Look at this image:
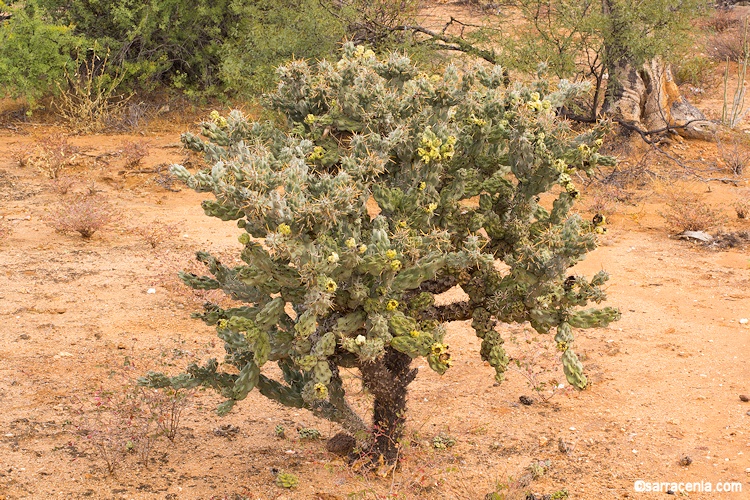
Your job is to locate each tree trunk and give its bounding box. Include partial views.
[600,0,714,140]
[603,57,716,140]
[359,348,417,463]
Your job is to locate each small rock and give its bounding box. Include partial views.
[679,455,693,466]
[519,395,533,406]
[538,436,549,447]
[740,395,749,402]
[740,318,748,325]
[326,432,356,457]
[19,334,30,340]
[147,288,156,294]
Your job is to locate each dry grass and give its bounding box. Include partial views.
[659,190,725,234]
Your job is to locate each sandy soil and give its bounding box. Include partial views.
[1,12,750,500]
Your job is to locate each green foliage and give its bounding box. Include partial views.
[0,0,82,107]
[144,45,619,460]
[34,0,346,95]
[496,0,710,116]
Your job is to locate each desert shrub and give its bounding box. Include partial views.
[75,372,193,473]
[733,197,750,219]
[120,140,150,170]
[142,45,620,464]
[49,175,77,195]
[35,0,347,96]
[218,0,346,94]
[0,0,82,108]
[674,55,715,87]
[718,136,750,175]
[702,7,741,33]
[53,47,130,133]
[660,193,724,233]
[710,24,750,61]
[131,220,179,249]
[20,134,80,179]
[47,193,114,238]
[77,384,156,473]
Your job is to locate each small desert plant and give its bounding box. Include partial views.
[507,326,572,403]
[140,386,194,442]
[20,134,80,179]
[674,55,715,87]
[49,175,77,195]
[120,140,150,169]
[77,384,156,473]
[54,47,130,133]
[660,193,724,233]
[274,471,299,489]
[47,193,115,238]
[718,137,750,175]
[703,8,740,33]
[132,220,179,249]
[733,198,750,219]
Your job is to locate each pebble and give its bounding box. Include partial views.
[740,318,748,325]
[147,288,156,294]
[538,436,549,446]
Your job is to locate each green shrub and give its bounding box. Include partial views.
[142,45,620,464]
[0,0,82,108]
[36,0,346,96]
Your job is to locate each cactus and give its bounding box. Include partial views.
[275,472,299,489]
[298,427,321,440]
[142,44,620,465]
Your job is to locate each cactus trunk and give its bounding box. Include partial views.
[360,348,416,463]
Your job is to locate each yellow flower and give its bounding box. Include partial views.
[359,244,368,254]
[345,238,357,248]
[390,260,402,271]
[385,249,397,260]
[409,330,420,338]
[327,253,339,264]
[278,224,291,236]
[313,383,329,399]
[324,279,337,293]
[386,299,399,311]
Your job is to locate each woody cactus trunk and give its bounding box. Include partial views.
[141,44,620,464]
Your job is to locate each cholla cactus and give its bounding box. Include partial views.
[141,43,619,464]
